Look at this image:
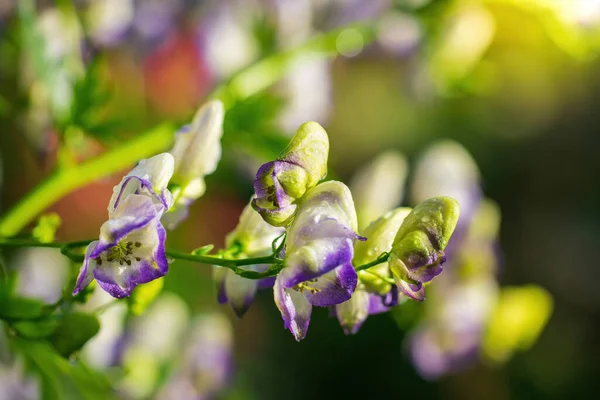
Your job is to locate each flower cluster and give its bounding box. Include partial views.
[72,104,462,342]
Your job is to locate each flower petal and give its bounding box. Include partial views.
[303,262,358,307]
[212,266,228,304]
[94,194,158,257]
[280,235,354,289]
[73,241,99,295]
[274,276,312,341]
[224,270,259,318]
[93,220,167,298]
[335,286,370,335]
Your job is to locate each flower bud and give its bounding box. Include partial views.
[170,100,224,187]
[252,121,329,226]
[163,100,224,229]
[389,196,460,301]
[354,208,411,295]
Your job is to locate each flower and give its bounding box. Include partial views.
[273,181,363,341]
[335,207,411,334]
[73,153,174,298]
[155,313,233,400]
[252,121,329,227]
[163,100,225,229]
[213,201,284,317]
[388,196,460,301]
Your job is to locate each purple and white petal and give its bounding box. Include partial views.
[335,286,370,335]
[274,275,312,341]
[94,194,158,257]
[212,266,228,304]
[73,241,100,295]
[223,269,259,318]
[303,263,358,307]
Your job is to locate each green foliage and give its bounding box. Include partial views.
[222,93,289,161]
[0,292,47,320]
[12,337,115,400]
[129,277,164,315]
[12,316,60,339]
[49,312,100,358]
[32,213,62,243]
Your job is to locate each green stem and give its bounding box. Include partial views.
[0,123,176,237]
[0,23,374,237]
[0,237,284,279]
[354,252,390,272]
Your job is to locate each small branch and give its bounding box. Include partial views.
[354,252,390,272]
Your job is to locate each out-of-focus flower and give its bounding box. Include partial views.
[482,285,553,364]
[214,201,285,317]
[410,276,499,379]
[79,289,128,370]
[163,100,225,229]
[273,181,362,341]
[350,151,408,230]
[155,313,233,400]
[13,248,69,305]
[336,207,411,334]
[73,153,174,298]
[119,293,190,399]
[0,356,39,400]
[86,0,134,47]
[199,1,260,80]
[277,58,333,133]
[411,140,481,232]
[388,197,460,301]
[408,199,503,379]
[253,121,329,227]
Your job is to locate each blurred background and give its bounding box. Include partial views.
[1,0,600,399]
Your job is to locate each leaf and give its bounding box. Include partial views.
[192,244,214,255]
[128,277,164,315]
[12,337,115,400]
[12,316,60,339]
[0,293,46,320]
[50,312,100,357]
[32,213,62,243]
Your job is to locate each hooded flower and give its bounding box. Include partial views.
[213,201,284,317]
[252,121,329,227]
[389,196,460,301]
[73,153,174,298]
[273,181,363,341]
[336,207,411,334]
[163,100,225,229]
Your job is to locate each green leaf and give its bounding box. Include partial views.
[32,213,62,243]
[50,312,100,357]
[192,244,215,255]
[0,293,46,320]
[12,337,115,400]
[128,277,164,315]
[12,316,60,339]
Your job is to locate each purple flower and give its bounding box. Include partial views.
[73,153,174,298]
[252,121,329,227]
[409,276,498,379]
[273,181,363,341]
[155,314,233,400]
[213,201,284,317]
